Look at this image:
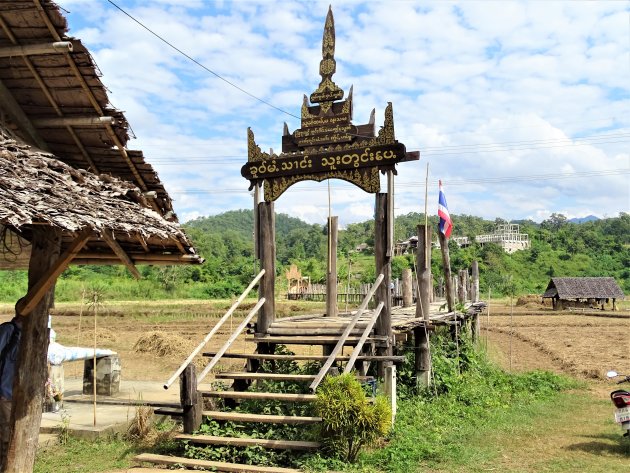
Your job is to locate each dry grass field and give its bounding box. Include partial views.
[482,300,630,381]
[1,297,627,386]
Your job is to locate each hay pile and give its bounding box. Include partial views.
[516,294,543,307]
[133,331,203,367]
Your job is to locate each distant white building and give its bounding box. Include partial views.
[451,224,530,253]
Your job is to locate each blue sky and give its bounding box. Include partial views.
[57,0,629,226]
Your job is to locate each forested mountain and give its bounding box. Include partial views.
[0,211,627,302]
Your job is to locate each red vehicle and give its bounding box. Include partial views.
[607,370,630,438]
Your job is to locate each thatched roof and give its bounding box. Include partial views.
[0,126,202,269]
[0,1,173,217]
[0,1,204,270]
[542,277,625,300]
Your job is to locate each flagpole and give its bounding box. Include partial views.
[424,163,429,269]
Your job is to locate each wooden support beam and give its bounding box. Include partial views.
[32,116,114,127]
[65,126,99,173]
[16,227,92,316]
[6,226,61,473]
[257,201,275,335]
[438,231,454,312]
[402,268,413,307]
[471,260,480,303]
[137,234,149,252]
[416,225,432,321]
[180,365,203,434]
[374,193,393,373]
[325,216,338,318]
[0,79,49,151]
[0,41,72,57]
[100,229,141,279]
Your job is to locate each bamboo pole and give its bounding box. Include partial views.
[164,269,265,389]
[310,274,384,392]
[197,298,265,385]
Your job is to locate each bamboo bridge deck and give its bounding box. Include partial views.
[261,301,486,337]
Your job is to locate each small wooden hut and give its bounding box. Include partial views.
[542,277,625,311]
[0,2,202,471]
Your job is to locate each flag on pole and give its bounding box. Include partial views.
[438,179,453,238]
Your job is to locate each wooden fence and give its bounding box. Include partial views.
[286,278,419,305]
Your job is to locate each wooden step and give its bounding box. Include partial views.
[246,335,387,345]
[203,410,321,424]
[134,453,300,472]
[175,434,321,451]
[215,372,316,382]
[153,407,182,417]
[204,352,405,362]
[201,390,317,402]
[215,372,373,382]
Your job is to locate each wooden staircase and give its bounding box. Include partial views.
[134,273,395,472]
[136,335,392,472]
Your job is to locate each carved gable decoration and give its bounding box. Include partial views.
[241,7,419,201]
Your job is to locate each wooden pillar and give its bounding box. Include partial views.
[414,327,430,388]
[6,227,61,473]
[415,225,432,388]
[326,216,338,318]
[257,201,275,335]
[452,276,459,305]
[375,193,392,372]
[438,231,454,312]
[416,225,432,321]
[402,268,413,307]
[471,260,479,302]
[457,269,466,304]
[383,365,396,424]
[180,364,203,434]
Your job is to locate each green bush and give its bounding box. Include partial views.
[315,373,391,462]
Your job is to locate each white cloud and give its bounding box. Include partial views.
[55,0,630,226]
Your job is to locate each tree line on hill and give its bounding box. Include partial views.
[0,210,627,302]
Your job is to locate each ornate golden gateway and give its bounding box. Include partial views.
[241,7,419,202]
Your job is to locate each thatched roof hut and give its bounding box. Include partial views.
[542,277,625,311]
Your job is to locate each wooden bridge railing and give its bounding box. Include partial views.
[309,273,384,392]
[163,269,266,390]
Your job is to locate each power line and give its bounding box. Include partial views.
[105,0,300,120]
[169,168,629,194]
[144,132,629,165]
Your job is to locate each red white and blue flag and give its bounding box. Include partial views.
[438,180,453,238]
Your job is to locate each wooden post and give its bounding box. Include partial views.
[416,225,432,321]
[257,202,275,335]
[415,225,432,388]
[180,364,203,434]
[402,268,413,307]
[326,216,338,318]
[471,260,479,302]
[6,227,61,473]
[414,327,431,388]
[384,365,396,424]
[438,231,454,312]
[457,270,466,304]
[375,193,392,374]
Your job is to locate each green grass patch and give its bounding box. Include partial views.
[34,436,135,473]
